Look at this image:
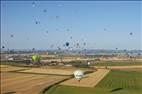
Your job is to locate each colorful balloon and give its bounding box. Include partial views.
[32,55,41,63]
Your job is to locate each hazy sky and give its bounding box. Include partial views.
[1,1,142,50]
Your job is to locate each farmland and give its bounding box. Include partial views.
[1,60,142,94]
[61,69,110,87]
[18,68,75,76]
[93,60,142,66]
[1,72,69,94]
[0,65,29,72]
[0,65,71,94]
[44,70,142,94]
[0,64,93,94]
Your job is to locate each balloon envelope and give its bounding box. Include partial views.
[130,32,133,35]
[10,35,14,37]
[2,46,5,49]
[74,70,84,81]
[32,55,41,63]
[65,42,70,47]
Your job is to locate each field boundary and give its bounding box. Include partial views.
[60,69,110,87]
[40,77,73,94]
[9,71,73,77]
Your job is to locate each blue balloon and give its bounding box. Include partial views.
[130,32,133,35]
[65,42,69,47]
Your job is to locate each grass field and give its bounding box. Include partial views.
[93,60,142,66]
[44,70,142,94]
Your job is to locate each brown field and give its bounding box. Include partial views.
[0,65,95,94]
[0,65,28,72]
[1,72,68,94]
[60,69,110,87]
[18,66,93,76]
[1,63,141,94]
[18,68,75,76]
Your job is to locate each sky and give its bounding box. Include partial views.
[1,1,142,50]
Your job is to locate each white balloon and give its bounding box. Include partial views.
[88,62,90,65]
[74,70,84,81]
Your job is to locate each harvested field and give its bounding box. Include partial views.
[1,72,68,94]
[60,69,110,87]
[0,65,28,72]
[18,66,93,76]
[18,68,75,76]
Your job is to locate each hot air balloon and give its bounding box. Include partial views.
[74,70,84,82]
[104,28,107,31]
[32,55,41,64]
[70,36,72,39]
[10,34,14,38]
[83,42,86,46]
[2,46,5,49]
[76,43,80,48]
[55,16,59,19]
[66,29,70,31]
[43,9,47,13]
[50,45,54,48]
[35,21,40,24]
[32,1,35,8]
[65,42,70,47]
[130,32,133,35]
[32,48,35,52]
[87,62,91,66]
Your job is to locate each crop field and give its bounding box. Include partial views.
[0,65,29,72]
[1,60,142,94]
[1,72,68,94]
[44,70,142,94]
[61,69,110,87]
[93,60,142,66]
[18,67,77,76]
[18,66,94,76]
[94,65,142,70]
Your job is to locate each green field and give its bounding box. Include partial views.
[93,61,142,66]
[44,70,142,94]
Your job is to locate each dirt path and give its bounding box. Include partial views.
[60,69,110,87]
